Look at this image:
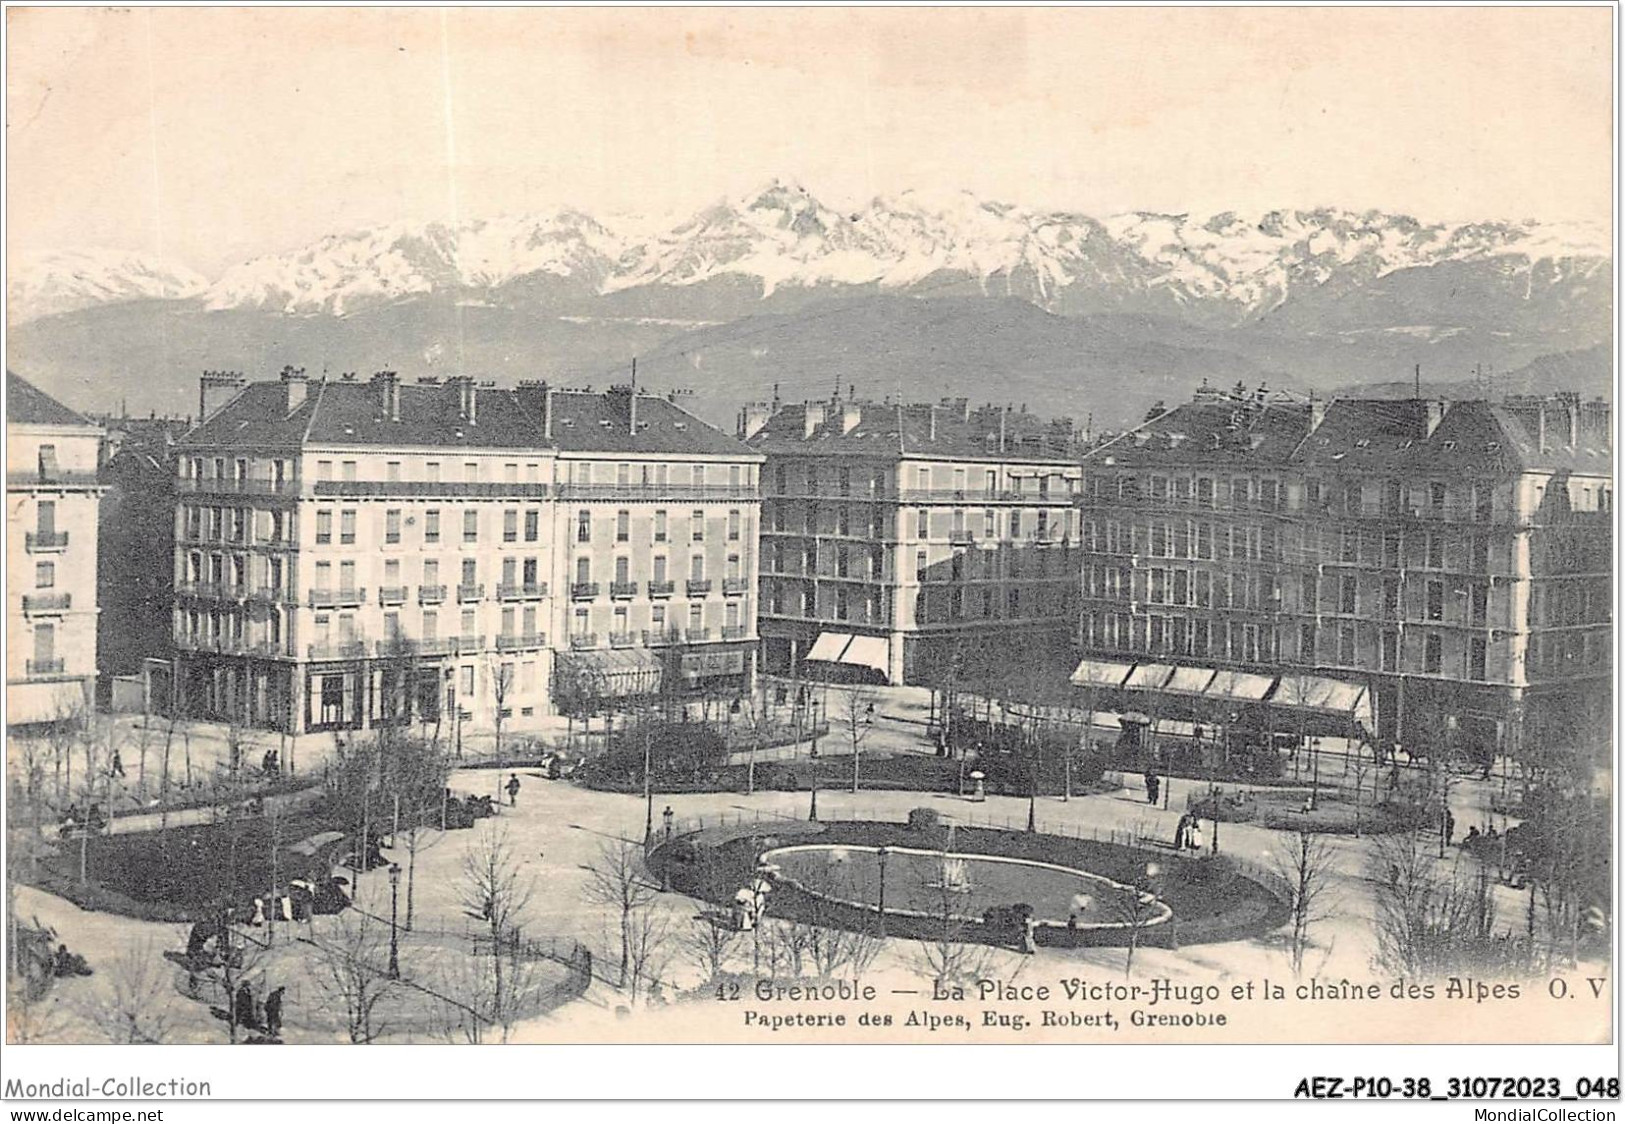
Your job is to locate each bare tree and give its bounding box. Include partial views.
[1271,828,1339,976]
[834,682,879,794]
[312,909,399,1044]
[489,658,516,763]
[83,940,174,1044]
[458,823,534,1028]
[1109,863,1166,978]
[624,904,674,1005]
[582,839,661,989]
[906,851,999,990]
[683,914,741,982]
[1368,825,1523,978]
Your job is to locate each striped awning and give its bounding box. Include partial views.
[1164,665,1217,695]
[1069,658,1134,688]
[806,632,890,681]
[1204,669,1276,702]
[1125,663,1176,690]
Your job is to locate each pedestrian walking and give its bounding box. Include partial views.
[662,805,674,840]
[264,986,285,1038]
[1146,773,1161,806]
[234,982,257,1032]
[109,749,125,779]
[1442,808,1455,846]
[505,773,521,807]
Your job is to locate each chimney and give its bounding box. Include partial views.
[1424,400,1446,438]
[1308,395,1327,433]
[1580,397,1611,445]
[802,401,826,439]
[449,376,477,423]
[998,406,1008,454]
[371,370,401,422]
[928,406,937,442]
[199,369,248,421]
[1556,391,1581,448]
[840,401,862,435]
[738,402,772,441]
[607,384,636,433]
[629,359,639,435]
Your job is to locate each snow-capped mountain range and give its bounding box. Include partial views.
[10,182,1609,324]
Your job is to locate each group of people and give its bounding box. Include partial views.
[443,789,497,829]
[232,981,286,1042]
[58,802,108,835]
[1172,810,1206,851]
[260,748,282,778]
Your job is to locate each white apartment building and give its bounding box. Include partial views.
[7,372,106,726]
[169,369,761,735]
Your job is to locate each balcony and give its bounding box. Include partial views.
[24,531,68,553]
[250,587,294,605]
[456,583,485,603]
[496,632,548,651]
[416,638,460,656]
[418,584,447,605]
[643,627,684,646]
[307,640,368,661]
[25,658,65,676]
[949,531,976,546]
[686,579,712,596]
[22,592,72,615]
[373,586,408,606]
[10,472,100,491]
[721,625,749,641]
[177,476,299,496]
[569,633,599,650]
[609,631,638,648]
[722,578,749,597]
[497,582,548,602]
[610,581,639,600]
[556,482,758,502]
[455,634,485,652]
[570,582,600,601]
[309,587,366,609]
[647,580,676,598]
[313,480,548,499]
[685,627,711,643]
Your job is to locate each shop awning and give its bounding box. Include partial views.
[1164,665,1217,695]
[1270,674,1374,731]
[806,632,890,680]
[1154,718,1201,739]
[1125,663,1175,690]
[806,632,852,663]
[1204,669,1276,702]
[557,649,664,698]
[1069,658,1134,688]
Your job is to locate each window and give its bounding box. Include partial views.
[1380,629,1398,671]
[340,509,357,545]
[317,460,333,482]
[653,555,667,583]
[386,461,401,482]
[460,608,476,637]
[615,557,630,584]
[340,560,356,592]
[524,509,539,542]
[463,510,478,543]
[916,550,928,581]
[426,461,441,483]
[575,556,592,586]
[424,509,441,544]
[1338,626,1356,665]
[689,604,704,632]
[1009,511,1022,538]
[1424,633,1442,674]
[577,510,592,543]
[341,460,357,482]
[505,463,518,484]
[1426,580,1444,622]
[385,509,401,544]
[728,509,741,540]
[461,559,477,588]
[1340,574,1357,614]
[573,608,589,637]
[35,561,54,589]
[1430,481,1447,512]
[423,559,439,586]
[315,509,333,545]
[1469,637,1487,680]
[464,462,479,483]
[616,510,630,542]
[691,510,705,541]
[1425,534,1442,569]
[917,510,929,538]
[690,555,705,582]
[503,509,518,543]
[1300,622,1317,662]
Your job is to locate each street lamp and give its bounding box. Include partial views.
[876,845,890,937]
[387,862,402,979]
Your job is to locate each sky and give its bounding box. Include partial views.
[5,7,1614,276]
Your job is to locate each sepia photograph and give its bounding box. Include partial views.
[1,3,1616,1105]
